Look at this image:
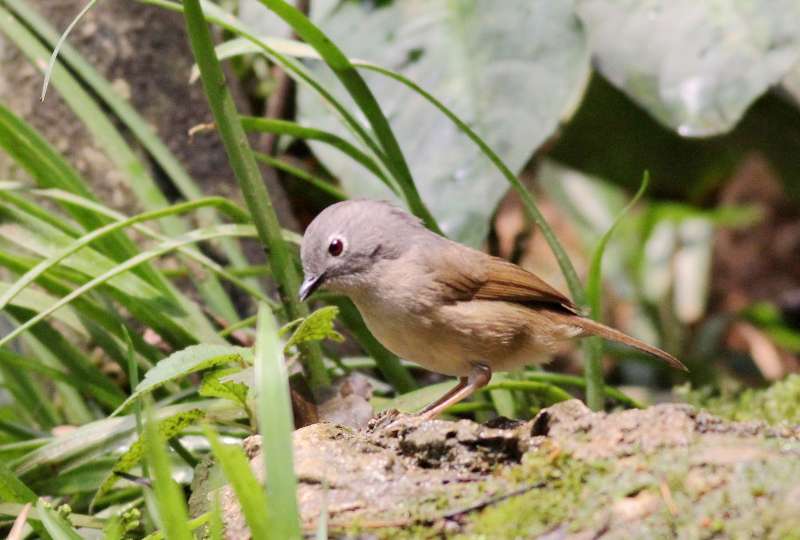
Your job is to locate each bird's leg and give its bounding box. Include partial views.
[417,377,468,415]
[418,364,491,420]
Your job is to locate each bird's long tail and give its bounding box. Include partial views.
[570,316,688,371]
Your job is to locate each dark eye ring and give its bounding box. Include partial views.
[328,238,344,257]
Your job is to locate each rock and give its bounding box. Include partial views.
[203,400,800,539]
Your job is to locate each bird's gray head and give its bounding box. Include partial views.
[298,200,426,300]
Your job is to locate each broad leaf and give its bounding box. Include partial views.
[576,0,800,136]
[280,0,590,245]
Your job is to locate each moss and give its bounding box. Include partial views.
[370,436,800,540]
[679,374,800,425]
[456,445,609,539]
[332,402,800,539]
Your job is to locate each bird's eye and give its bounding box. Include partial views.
[328,238,344,257]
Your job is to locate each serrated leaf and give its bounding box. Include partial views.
[91,409,205,509]
[284,306,343,352]
[113,345,252,415]
[199,368,250,408]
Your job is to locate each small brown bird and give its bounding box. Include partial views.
[299,200,686,419]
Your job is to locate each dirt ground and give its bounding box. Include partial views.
[190,399,800,539]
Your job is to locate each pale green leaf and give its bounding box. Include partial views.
[199,368,250,407]
[91,409,205,509]
[113,345,252,415]
[284,306,343,352]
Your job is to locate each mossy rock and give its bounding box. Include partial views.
[202,400,800,539]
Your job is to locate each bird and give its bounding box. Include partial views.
[299,199,686,419]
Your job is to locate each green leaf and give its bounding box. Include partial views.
[258,0,442,234]
[192,36,319,82]
[143,406,193,540]
[113,345,252,415]
[254,152,347,200]
[182,0,329,389]
[205,427,272,539]
[583,172,649,410]
[286,0,589,245]
[284,306,344,352]
[376,381,456,414]
[587,173,650,321]
[255,303,301,539]
[0,282,85,337]
[92,409,205,510]
[142,513,211,540]
[0,221,257,350]
[0,463,36,503]
[199,369,250,408]
[14,402,220,478]
[575,0,800,136]
[241,117,386,183]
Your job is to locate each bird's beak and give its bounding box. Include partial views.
[298,273,324,301]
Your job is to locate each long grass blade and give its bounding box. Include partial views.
[255,303,301,539]
[0,225,255,349]
[182,0,329,389]
[256,0,441,233]
[205,427,272,538]
[241,116,389,185]
[40,0,99,101]
[254,153,346,200]
[0,193,250,313]
[143,405,193,540]
[0,6,239,322]
[0,203,221,346]
[583,172,650,410]
[6,0,256,293]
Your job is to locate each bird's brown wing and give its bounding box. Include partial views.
[473,257,580,314]
[429,245,579,315]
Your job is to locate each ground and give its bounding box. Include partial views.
[191,398,800,539]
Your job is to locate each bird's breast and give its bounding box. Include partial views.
[351,293,477,377]
[351,293,584,378]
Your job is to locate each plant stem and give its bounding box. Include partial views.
[182,0,329,390]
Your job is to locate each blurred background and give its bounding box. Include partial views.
[0,0,800,535]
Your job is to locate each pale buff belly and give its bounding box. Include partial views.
[352,297,582,377]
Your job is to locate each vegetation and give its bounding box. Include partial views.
[0,0,798,537]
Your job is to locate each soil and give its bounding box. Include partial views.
[193,400,800,539]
